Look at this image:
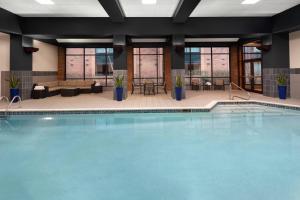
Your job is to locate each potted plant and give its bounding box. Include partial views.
[175,75,183,101]
[276,73,287,100]
[114,75,124,101]
[6,74,20,102]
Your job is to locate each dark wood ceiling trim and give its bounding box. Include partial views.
[0,7,22,34]
[20,17,272,38]
[272,4,300,33]
[173,0,201,23]
[98,0,125,22]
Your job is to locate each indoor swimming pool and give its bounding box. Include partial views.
[0,105,300,200]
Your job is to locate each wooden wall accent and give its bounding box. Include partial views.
[230,44,239,88]
[57,47,66,80]
[127,46,133,91]
[238,45,244,88]
[164,47,172,90]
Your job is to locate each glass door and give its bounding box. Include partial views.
[244,62,252,91]
[253,61,262,93]
[243,61,262,93]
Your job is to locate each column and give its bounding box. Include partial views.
[262,33,290,97]
[171,35,186,99]
[10,34,33,100]
[113,35,127,100]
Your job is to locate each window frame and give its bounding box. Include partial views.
[184,46,231,87]
[65,47,114,87]
[133,47,165,93]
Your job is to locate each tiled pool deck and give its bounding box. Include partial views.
[1,90,300,113]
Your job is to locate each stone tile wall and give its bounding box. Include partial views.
[1,71,10,98]
[1,71,58,100]
[10,71,33,100]
[263,68,290,98]
[290,68,300,99]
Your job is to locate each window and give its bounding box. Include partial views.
[243,46,261,60]
[184,47,230,86]
[133,48,164,88]
[66,48,84,79]
[66,48,114,86]
[212,47,230,77]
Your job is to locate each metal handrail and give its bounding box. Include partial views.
[229,82,251,100]
[7,96,22,110]
[0,96,9,103]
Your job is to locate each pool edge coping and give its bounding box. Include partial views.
[1,100,300,115]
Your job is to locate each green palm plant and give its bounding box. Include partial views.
[276,73,287,86]
[114,75,124,88]
[175,75,182,88]
[6,74,20,89]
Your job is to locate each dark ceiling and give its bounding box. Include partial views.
[0,1,299,45]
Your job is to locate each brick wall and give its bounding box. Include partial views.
[58,47,66,81]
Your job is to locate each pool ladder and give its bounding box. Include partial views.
[228,82,251,100]
[1,95,22,111]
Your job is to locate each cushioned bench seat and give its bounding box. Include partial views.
[48,86,62,92]
[31,80,102,98]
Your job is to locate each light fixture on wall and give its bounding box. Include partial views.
[24,47,39,54]
[241,0,261,5]
[142,0,157,5]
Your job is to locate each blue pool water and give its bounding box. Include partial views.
[1,105,300,200]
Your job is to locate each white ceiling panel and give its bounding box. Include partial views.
[191,0,300,17]
[0,0,108,17]
[119,0,180,17]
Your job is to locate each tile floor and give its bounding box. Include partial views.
[1,90,300,111]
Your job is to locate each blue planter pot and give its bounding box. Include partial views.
[278,85,287,100]
[175,87,182,101]
[116,87,123,101]
[10,88,20,103]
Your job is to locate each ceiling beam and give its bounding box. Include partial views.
[173,0,201,23]
[272,4,300,33]
[20,17,272,38]
[98,0,125,22]
[0,7,22,34]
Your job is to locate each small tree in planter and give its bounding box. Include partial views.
[276,73,287,100]
[6,74,20,102]
[175,75,183,101]
[114,75,124,101]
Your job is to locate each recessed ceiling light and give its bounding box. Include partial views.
[35,0,54,5]
[142,0,157,5]
[241,0,260,4]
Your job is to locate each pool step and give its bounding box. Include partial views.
[213,105,283,113]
